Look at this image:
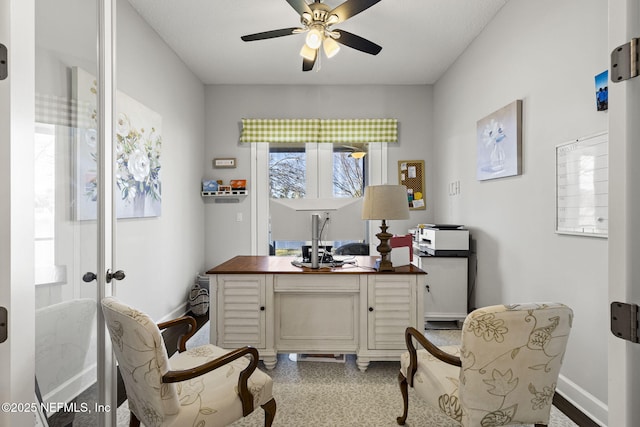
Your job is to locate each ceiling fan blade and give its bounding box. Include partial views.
[286,0,312,16]
[302,50,317,71]
[333,29,382,55]
[241,27,301,42]
[329,0,382,24]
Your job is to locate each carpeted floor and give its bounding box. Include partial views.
[113,323,578,427]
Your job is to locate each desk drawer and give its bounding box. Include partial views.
[273,274,360,292]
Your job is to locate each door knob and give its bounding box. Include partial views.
[82,272,97,283]
[106,269,126,283]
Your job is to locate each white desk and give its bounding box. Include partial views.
[207,256,426,371]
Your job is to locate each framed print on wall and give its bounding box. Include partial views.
[595,70,608,111]
[73,66,162,220]
[476,100,522,181]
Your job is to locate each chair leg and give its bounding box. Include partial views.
[129,411,141,427]
[397,372,409,425]
[262,398,277,427]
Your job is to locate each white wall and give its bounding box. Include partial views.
[203,85,434,267]
[114,0,206,320]
[34,0,206,321]
[432,0,608,423]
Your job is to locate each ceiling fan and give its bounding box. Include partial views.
[240,0,383,72]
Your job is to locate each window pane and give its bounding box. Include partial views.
[269,144,367,258]
[333,148,364,198]
[269,146,306,199]
[34,123,56,268]
[270,145,307,256]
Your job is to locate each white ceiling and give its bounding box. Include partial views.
[126,0,509,85]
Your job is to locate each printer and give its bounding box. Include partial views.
[415,224,469,256]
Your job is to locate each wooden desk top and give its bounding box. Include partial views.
[206,256,426,275]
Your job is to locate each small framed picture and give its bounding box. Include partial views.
[213,158,236,168]
[595,70,608,111]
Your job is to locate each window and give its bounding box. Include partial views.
[269,145,306,199]
[333,146,365,198]
[34,123,57,284]
[268,143,366,256]
[269,144,365,199]
[252,141,387,256]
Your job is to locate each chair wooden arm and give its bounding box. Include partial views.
[404,327,461,387]
[162,346,259,416]
[157,316,197,353]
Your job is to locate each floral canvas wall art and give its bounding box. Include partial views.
[73,66,162,219]
[476,100,522,181]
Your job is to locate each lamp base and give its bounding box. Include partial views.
[375,220,395,272]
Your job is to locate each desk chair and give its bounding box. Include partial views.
[102,297,276,427]
[397,303,573,427]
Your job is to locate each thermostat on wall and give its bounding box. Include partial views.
[213,158,236,168]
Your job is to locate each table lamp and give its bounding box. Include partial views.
[361,185,410,272]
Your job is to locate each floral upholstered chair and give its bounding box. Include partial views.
[397,303,573,427]
[101,297,276,427]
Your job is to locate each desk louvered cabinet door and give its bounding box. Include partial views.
[367,275,416,350]
[216,274,266,349]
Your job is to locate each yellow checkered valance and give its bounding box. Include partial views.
[240,118,398,143]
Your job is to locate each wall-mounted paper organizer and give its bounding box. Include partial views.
[201,179,248,199]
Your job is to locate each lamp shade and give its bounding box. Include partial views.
[323,37,341,58]
[305,28,323,49]
[299,44,316,60]
[361,185,410,220]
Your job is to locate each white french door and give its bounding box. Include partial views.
[0,1,36,426]
[1,0,119,426]
[608,0,640,426]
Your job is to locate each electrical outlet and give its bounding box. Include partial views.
[236,212,243,222]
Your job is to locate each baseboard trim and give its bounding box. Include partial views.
[556,374,608,426]
[158,302,189,323]
[554,392,602,427]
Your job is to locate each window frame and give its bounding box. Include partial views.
[34,122,68,286]
[251,142,388,255]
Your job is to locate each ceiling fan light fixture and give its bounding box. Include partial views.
[323,37,340,58]
[240,0,384,72]
[326,14,339,25]
[300,43,317,60]
[349,151,366,159]
[305,28,323,49]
